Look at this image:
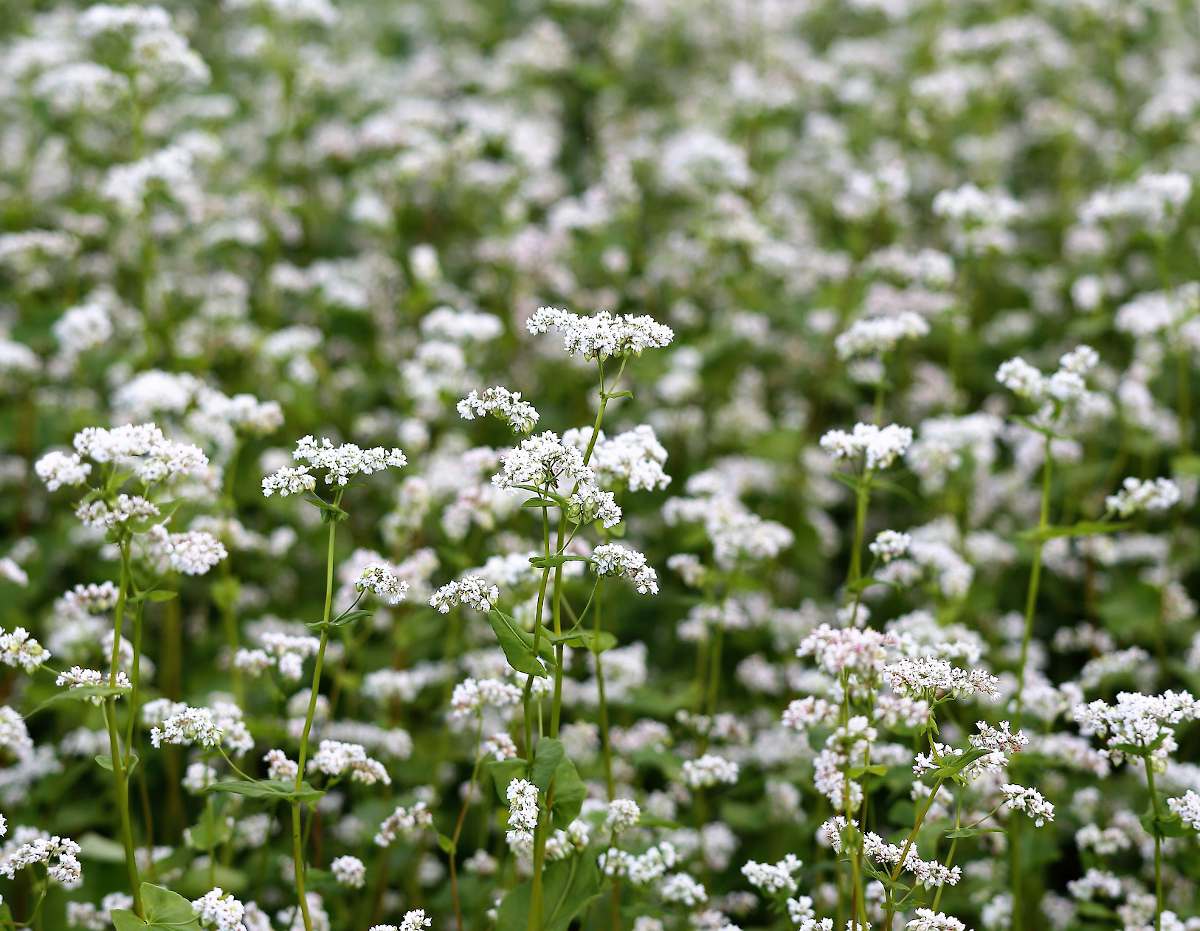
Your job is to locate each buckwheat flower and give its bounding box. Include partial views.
[150,705,223,749]
[996,357,1046,399]
[331,855,366,888]
[450,678,525,716]
[308,740,390,786]
[33,451,91,491]
[863,832,961,888]
[884,657,999,703]
[782,696,839,734]
[264,749,298,781]
[0,558,26,588]
[527,306,674,360]
[262,466,316,498]
[741,853,802,895]
[567,481,623,528]
[798,625,900,678]
[592,543,659,594]
[682,754,740,788]
[1000,785,1055,826]
[458,387,540,433]
[74,495,160,530]
[429,577,499,614]
[606,798,641,832]
[505,778,540,851]
[375,802,433,847]
[570,425,672,492]
[493,431,590,490]
[970,721,1028,755]
[836,312,930,360]
[659,872,707,906]
[1167,790,1200,830]
[183,762,217,794]
[395,910,432,931]
[1073,690,1199,766]
[482,732,518,761]
[820,423,913,470]
[906,908,967,931]
[0,628,50,673]
[149,526,228,575]
[291,435,406,486]
[57,667,131,702]
[869,530,911,563]
[192,888,245,930]
[0,833,82,887]
[356,565,409,605]
[1105,477,1181,517]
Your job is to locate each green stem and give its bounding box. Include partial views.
[1014,436,1053,725]
[882,778,944,931]
[289,494,341,931]
[1145,757,1164,931]
[104,543,143,916]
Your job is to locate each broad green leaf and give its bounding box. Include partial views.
[96,751,139,774]
[547,629,617,653]
[488,609,549,677]
[203,778,324,805]
[550,756,586,829]
[495,855,602,931]
[487,758,528,803]
[531,737,565,791]
[930,747,990,781]
[112,882,203,929]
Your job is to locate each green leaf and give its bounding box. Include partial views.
[531,738,565,791]
[944,827,1004,839]
[96,752,139,774]
[528,555,587,570]
[546,629,617,653]
[304,492,348,523]
[79,831,130,863]
[28,684,130,716]
[203,778,324,805]
[437,833,456,855]
[550,756,586,829]
[319,608,372,629]
[930,747,990,781]
[487,758,528,803]
[521,497,560,509]
[488,609,550,677]
[496,855,601,931]
[1141,810,1191,838]
[112,882,203,929]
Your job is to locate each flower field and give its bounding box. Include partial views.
[1,2,1199,930]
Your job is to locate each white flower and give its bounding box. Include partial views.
[505,778,540,851]
[1105,477,1181,517]
[1167,790,1200,831]
[307,740,390,786]
[999,784,1055,827]
[905,908,967,931]
[605,799,641,832]
[0,833,83,887]
[741,854,802,895]
[34,451,92,491]
[429,577,499,614]
[820,423,913,470]
[592,544,659,594]
[0,628,51,673]
[262,466,317,498]
[458,387,540,433]
[869,530,911,563]
[681,754,740,788]
[836,312,930,359]
[330,855,366,888]
[356,565,409,605]
[192,888,245,931]
[884,657,999,702]
[527,306,674,360]
[375,803,433,847]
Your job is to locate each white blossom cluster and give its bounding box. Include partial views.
[527,307,674,360]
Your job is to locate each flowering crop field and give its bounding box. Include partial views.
[2,2,1200,931]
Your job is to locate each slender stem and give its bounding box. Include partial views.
[450,716,485,931]
[882,778,944,931]
[289,494,341,931]
[1014,435,1053,724]
[1145,757,1164,931]
[104,543,142,916]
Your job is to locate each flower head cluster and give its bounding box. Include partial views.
[450,677,525,715]
[1000,784,1055,826]
[0,628,51,673]
[0,832,83,887]
[1105,477,1181,517]
[307,740,390,786]
[820,423,913,470]
[191,888,246,931]
[504,778,540,851]
[884,657,999,703]
[375,802,433,847]
[263,435,406,495]
[429,576,499,614]
[681,753,740,788]
[527,307,674,360]
[836,312,930,360]
[592,544,659,595]
[741,854,802,895]
[1074,690,1198,766]
[458,387,540,433]
[356,565,410,605]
